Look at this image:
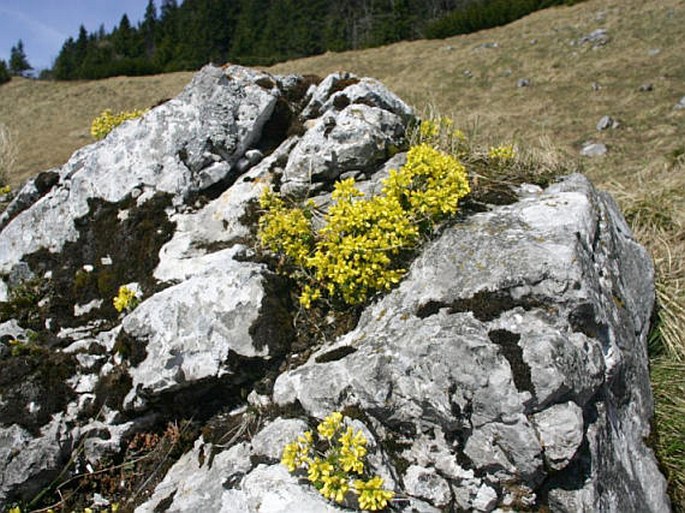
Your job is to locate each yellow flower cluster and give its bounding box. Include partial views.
[0,184,11,195]
[281,430,314,472]
[384,143,470,221]
[354,476,396,511]
[487,143,517,162]
[90,108,147,140]
[258,191,314,267]
[113,285,139,313]
[417,116,466,153]
[281,411,394,511]
[306,178,418,306]
[258,143,470,308]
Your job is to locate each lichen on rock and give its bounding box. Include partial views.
[0,64,670,513]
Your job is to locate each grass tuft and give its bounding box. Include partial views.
[0,122,17,187]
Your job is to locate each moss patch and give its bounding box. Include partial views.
[20,192,175,333]
[488,329,535,397]
[0,342,77,435]
[416,290,548,322]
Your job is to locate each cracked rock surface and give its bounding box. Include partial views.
[0,64,669,512]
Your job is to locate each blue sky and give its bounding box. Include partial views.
[0,1,154,72]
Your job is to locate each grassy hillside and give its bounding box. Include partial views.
[0,0,683,509]
[0,72,193,185]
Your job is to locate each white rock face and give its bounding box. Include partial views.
[272,175,668,512]
[581,142,608,157]
[281,104,406,196]
[0,65,279,274]
[533,401,585,470]
[404,465,452,507]
[121,262,268,408]
[0,63,669,513]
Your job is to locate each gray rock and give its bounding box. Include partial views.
[596,115,618,131]
[639,83,654,92]
[532,402,584,470]
[0,65,279,274]
[0,416,71,506]
[250,418,309,460]
[517,78,531,88]
[473,484,499,512]
[273,174,668,512]
[578,28,610,48]
[0,63,669,513]
[136,419,383,513]
[135,439,255,513]
[281,104,406,197]
[581,142,608,157]
[318,77,414,123]
[404,465,452,507]
[301,71,356,119]
[121,262,276,410]
[0,65,416,509]
[674,96,685,110]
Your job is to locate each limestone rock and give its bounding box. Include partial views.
[533,402,584,470]
[581,142,608,157]
[281,103,407,197]
[577,28,610,48]
[0,65,279,274]
[596,115,618,131]
[0,63,669,513]
[273,174,668,512]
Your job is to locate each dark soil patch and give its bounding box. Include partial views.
[0,343,77,435]
[20,192,175,333]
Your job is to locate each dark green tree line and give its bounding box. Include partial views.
[50,0,585,80]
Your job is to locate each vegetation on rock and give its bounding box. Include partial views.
[281,411,395,511]
[112,284,140,313]
[258,137,469,309]
[90,108,147,140]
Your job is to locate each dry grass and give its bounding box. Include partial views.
[0,123,18,186]
[0,72,193,186]
[0,0,683,508]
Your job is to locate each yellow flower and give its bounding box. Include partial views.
[90,108,148,140]
[354,476,395,511]
[281,430,313,472]
[317,411,343,440]
[258,140,469,307]
[419,119,440,140]
[320,474,350,503]
[488,143,516,161]
[8,507,22,513]
[307,457,334,483]
[339,426,368,474]
[113,285,138,313]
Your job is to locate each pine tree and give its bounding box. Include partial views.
[141,0,158,57]
[9,40,32,77]
[0,59,10,85]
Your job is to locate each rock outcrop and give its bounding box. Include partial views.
[0,64,670,512]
